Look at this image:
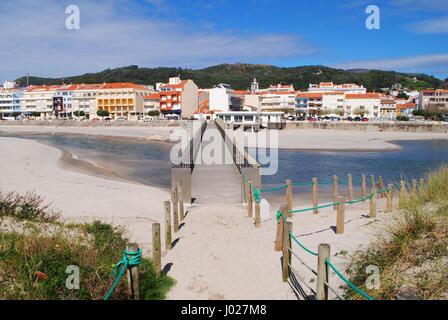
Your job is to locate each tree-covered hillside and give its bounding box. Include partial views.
[16,64,442,91]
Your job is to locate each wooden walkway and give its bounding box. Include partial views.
[191,121,242,205]
[163,121,294,299]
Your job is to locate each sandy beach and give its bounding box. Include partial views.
[0,128,425,299]
[0,125,177,142]
[246,128,448,151]
[0,137,170,256]
[1,125,447,151]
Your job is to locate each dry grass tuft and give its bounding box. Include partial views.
[346,165,448,300]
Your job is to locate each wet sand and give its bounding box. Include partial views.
[0,137,171,256]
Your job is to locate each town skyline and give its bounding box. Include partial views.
[1,0,448,83]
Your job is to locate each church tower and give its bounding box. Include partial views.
[251,78,259,93]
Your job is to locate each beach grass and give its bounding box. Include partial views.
[0,191,174,300]
[345,165,448,300]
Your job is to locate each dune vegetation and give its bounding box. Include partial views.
[346,166,448,300]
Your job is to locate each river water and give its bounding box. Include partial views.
[3,133,448,190]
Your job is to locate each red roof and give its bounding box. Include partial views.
[160,80,188,89]
[345,93,381,99]
[396,103,416,110]
[144,93,160,100]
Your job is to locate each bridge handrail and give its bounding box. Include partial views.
[215,119,260,169]
[172,119,207,171]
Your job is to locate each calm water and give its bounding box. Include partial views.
[258,140,448,189]
[2,133,173,189]
[3,133,448,190]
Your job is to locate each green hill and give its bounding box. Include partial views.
[16,64,442,92]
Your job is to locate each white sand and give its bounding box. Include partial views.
[0,135,397,300]
[0,137,170,255]
[164,195,394,300]
[2,125,447,151]
[0,125,177,141]
[246,129,448,151]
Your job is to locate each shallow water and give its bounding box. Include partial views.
[2,133,173,189]
[257,139,448,188]
[3,133,448,192]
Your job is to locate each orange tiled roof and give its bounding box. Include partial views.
[144,93,160,100]
[234,90,250,95]
[396,103,416,109]
[345,93,381,99]
[160,80,188,89]
[296,92,323,99]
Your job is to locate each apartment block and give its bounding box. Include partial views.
[159,77,199,118]
[0,87,23,117]
[203,84,243,113]
[143,93,160,114]
[308,82,367,94]
[419,90,448,113]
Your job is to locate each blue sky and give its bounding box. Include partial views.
[0,0,447,82]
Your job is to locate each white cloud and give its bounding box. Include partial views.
[0,0,313,82]
[333,54,448,75]
[408,17,448,33]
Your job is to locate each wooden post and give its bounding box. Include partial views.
[152,223,161,277]
[312,177,319,214]
[370,187,377,219]
[126,243,140,300]
[178,181,185,222]
[361,174,367,200]
[286,180,293,218]
[347,174,354,202]
[336,196,345,235]
[386,184,393,213]
[282,221,292,282]
[419,178,424,190]
[316,243,330,300]
[332,175,339,210]
[399,180,406,209]
[275,205,287,252]
[412,179,418,194]
[378,176,385,198]
[171,186,179,232]
[255,200,261,228]
[164,201,172,250]
[248,181,253,217]
[370,175,376,193]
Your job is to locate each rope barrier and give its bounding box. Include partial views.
[103,248,142,300]
[325,258,374,300]
[288,264,318,295]
[290,232,319,257]
[324,280,345,300]
[289,248,318,275]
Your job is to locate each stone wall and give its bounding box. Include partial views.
[285,121,448,133]
[0,120,182,128]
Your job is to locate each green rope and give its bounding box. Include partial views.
[325,258,374,300]
[276,210,287,223]
[260,185,288,192]
[289,202,338,214]
[290,232,319,256]
[104,248,142,300]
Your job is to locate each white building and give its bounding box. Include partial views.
[0,87,23,117]
[21,85,60,118]
[203,84,242,112]
[344,93,382,118]
[308,82,367,94]
[259,91,297,112]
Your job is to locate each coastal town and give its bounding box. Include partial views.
[1,77,447,124]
